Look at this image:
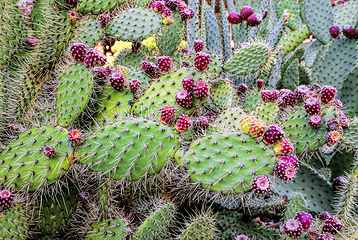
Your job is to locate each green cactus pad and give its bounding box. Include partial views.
[253,102,279,124]
[283,192,307,221]
[0,126,73,192]
[77,0,122,15]
[94,84,133,124]
[36,187,78,235]
[0,204,29,239]
[105,8,162,42]
[85,216,131,239]
[276,0,301,30]
[272,162,335,214]
[281,106,336,155]
[341,67,358,117]
[217,209,279,239]
[214,107,246,132]
[56,64,94,127]
[297,64,310,85]
[243,90,262,112]
[304,0,333,44]
[304,40,322,69]
[205,5,223,57]
[182,132,276,194]
[133,68,208,119]
[77,19,103,48]
[281,48,304,79]
[333,1,358,31]
[178,209,217,240]
[210,80,233,111]
[312,38,357,94]
[225,42,273,77]
[278,24,311,57]
[329,148,356,181]
[282,59,299,91]
[134,203,175,239]
[343,118,358,147]
[79,118,179,181]
[157,12,183,56]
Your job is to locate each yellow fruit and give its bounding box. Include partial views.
[249,119,266,137]
[241,115,256,133]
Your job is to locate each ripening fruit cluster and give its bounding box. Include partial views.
[227,5,268,27]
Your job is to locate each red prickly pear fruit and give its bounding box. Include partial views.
[321,86,336,104]
[332,176,348,191]
[284,219,303,239]
[275,162,296,181]
[227,12,242,24]
[160,106,175,124]
[158,56,171,72]
[43,145,56,158]
[154,1,165,13]
[343,25,354,38]
[182,77,195,92]
[162,8,172,17]
[194,81,209,100]
[270,90,279,101]
[194,52,210,71]
[277,155,299,169]
[329,25,340,38]
[194,40,204,52]
[84,48,107,67]
[0,189,14,210]
[69,129,83,146]
[319,212,331,221]
[294,85,309,101]
[70,43,89,63]
[304,97,321,115]
[308,115,322,128]
[100,14,110,28]
[261,90,271,101]
[175,114,192,132]
[322,216,343,234]
[193,116,210,129]
[129,79,141,94]
[176,90,192,108]
[294,212,312,230]
[257,79,264,90]
[247,13,262,27]
[263,125,285,145]
[237,83,248,95]
[252,175,271,194]
[240,6,254,20]
[109,72,125,91]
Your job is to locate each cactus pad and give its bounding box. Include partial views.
[77,19,103,48]
[272,162,335,214]
[79,118,179,181]
[0,204,29,239]
[0,126,73,192]
[77,0,121,15]
[56,64,94,127]
[210,80,233,111]
[85,216,131,239]
[225,42,273,77]
[182,132,276,194]
[105,8,162,42]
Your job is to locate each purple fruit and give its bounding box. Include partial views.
[342,25,354,38]
[263,9,268,19]
[227,12,242,24]
[355,29,358,39]
[284,219,303,239]
[304,97,321,115]
[332,176,348,190]
[237,83,248,95]
[194,40,204,52]
[294,85,309,101]
[309,115,322,128]
[247,13,262,27]
[327,118,339,131]
[240,6,254,20]
[319,212,331,221]
[252,176,271,194]
[294,211,312,230]
[329,25,340,38]
[322,216,343,234]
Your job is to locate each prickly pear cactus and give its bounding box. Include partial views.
[85,216,132,239]
[79,118,179,180]
[0,126,73,192]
